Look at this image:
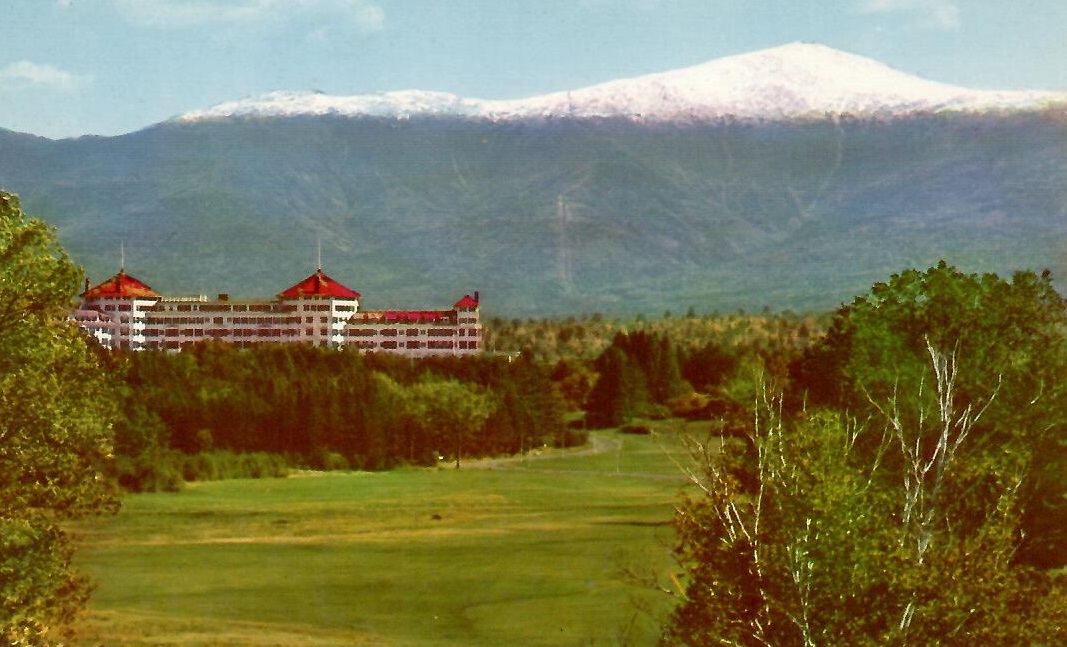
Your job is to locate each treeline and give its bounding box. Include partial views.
[486,309,825,365]
[107,310,815,491]
[110,343,571,490]
[573,320,811,429]
[492,310,821,431]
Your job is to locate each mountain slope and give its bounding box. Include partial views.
[2,112,1065,316]
[2,43,1066,316]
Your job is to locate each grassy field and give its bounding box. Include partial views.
[69,423,707,646]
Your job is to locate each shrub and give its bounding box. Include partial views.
[114,450,184,493]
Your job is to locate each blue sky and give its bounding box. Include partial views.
[2,0,1065,139]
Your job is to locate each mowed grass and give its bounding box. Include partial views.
[510,420,711,477]
[69,425,706,646]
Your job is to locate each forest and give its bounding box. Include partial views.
[109,345,573,490]
[106,302,820,491]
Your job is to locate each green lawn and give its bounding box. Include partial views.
[70,427,701,646]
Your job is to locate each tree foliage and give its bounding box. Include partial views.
[585,331,691,427]
[0,192,118,645]
[792,261,1067,567]
[666,263,1067,645]
[405,376,495,468]
[113,344,567,484]
[667,388,1067,646]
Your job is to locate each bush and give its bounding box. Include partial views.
[667,392,712,419]
[307,449,350,471]
[556,426,589,448]
[114,450,184,493]
[115,450,289,491]
[185,451,290,481]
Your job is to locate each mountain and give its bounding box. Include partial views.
[1,44,1066,317]
[175,43,1067,124]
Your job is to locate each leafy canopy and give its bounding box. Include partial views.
[791,261,1067,567]
[0,192,118,645]
[665,263,1067,645]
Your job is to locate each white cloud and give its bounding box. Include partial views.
[858,0,960,30]
[112,0,384,32]
[0,60,92,92]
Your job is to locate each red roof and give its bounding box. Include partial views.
[82,270,159,299]
[279,269,360,299]
[454,294,479,308]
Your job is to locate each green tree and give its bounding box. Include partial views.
[791,262,1067,567]
[0,192,118,644]
[665,384,1067,646]
[584,331,693,427]
[666,263,1067,645]
[681,339,739,393]
[407,376,495,468]
[585,345,650,427]
[371,372,426,465]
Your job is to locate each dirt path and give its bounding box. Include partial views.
[465,432,621,470]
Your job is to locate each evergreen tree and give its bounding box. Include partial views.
[585,345,649,427]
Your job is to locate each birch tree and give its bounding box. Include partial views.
[665,263,1067,645]
[665,371,1067,645]
[792,262,1067,567]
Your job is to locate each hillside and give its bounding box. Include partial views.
[2,112,1064,317]
[2,42,1065,316]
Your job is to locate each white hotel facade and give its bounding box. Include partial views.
[73,267,482,357]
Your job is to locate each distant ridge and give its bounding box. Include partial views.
[2,44,1065,317]
[174,42,1067,126]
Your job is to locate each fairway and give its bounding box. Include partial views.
[69,427,699,646]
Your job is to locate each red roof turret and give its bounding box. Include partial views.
[279,269,360,299]
[81,270,159,299]
[454,294,479,308]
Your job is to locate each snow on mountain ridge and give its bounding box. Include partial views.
[174,43,1066,124]
[180,89,486,120]
[512,42,1066,120]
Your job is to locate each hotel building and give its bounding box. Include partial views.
[73,267,482,357]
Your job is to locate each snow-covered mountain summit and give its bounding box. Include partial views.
[177,89,487,121]
[174,43,1066,125]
